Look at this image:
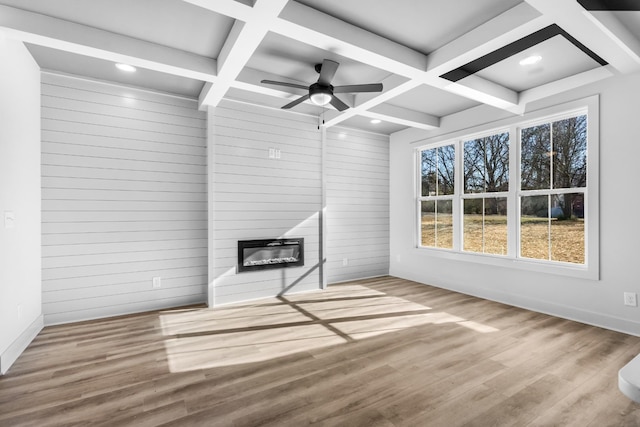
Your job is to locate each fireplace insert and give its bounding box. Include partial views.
[237,238,304,273]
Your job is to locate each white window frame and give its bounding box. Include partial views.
[414,96,599,280]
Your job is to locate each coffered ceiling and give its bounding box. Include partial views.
[0,0,639,135]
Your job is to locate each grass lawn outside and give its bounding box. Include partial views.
[421,214,584,264]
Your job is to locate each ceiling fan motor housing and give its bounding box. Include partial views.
[309,82,333,105]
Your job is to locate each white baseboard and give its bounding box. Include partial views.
[0,314,44,375]
[391,270,640,337]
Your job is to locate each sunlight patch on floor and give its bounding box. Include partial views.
[163,324,347,372]
[160,284,499,373]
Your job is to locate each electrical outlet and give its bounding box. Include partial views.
[152,277,162,289]
[624,292,637,307]
[342,258,349,267]
[268,148,275,159]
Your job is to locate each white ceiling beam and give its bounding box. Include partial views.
[581,9,640,71]
[0,5,217,82]
[182,0,253,21]
[442,75,519,110]
[364,104,440,131]
[324,79,423,128]
[276,1,531,114]
[425,2,548,75]
[526,0,640,73]
[276,1,427,79]
[421,2,550,109]
[516,65,615,112]
[196,0,289,109]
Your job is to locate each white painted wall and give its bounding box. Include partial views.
[390,71,640,335]
[208,102,391,304]
[326,127,389,283]
[41,73,207,325]
[0,38,42,374]
[208,101,323,305]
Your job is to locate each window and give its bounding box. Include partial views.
[520,115,586,264]
[420,144,454,249]
[415,97,598,278]
[462,132,509,255]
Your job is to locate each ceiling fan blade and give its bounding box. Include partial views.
[333,83,383,93]
[261,80,309,91]
[282,94,310,109]
[329,95,349,111]
[317,59,339,86]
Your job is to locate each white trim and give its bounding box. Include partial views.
[207,107,215,308]
[393,269,640,336]
[0,315,43,375]
[328,274,388,286]
[320,125,327,290]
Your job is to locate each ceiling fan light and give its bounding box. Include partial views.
[310,92,332,106]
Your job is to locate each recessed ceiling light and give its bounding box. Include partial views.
[519,55,542,66]
[370,119,381,124]
[115,63,137,72]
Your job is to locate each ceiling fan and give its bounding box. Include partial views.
[260,59,383,111]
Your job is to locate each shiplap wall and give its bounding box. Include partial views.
[41,73,208,325]
[325,127,390,283]
[209,101,322,306]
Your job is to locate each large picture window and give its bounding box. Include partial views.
[416,98,598,278]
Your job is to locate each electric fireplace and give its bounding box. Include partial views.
[237,238,304,273]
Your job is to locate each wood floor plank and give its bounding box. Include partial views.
[1,276,639,426]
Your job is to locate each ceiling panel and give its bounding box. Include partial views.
[295,0,523,54]
[0,0,233,57]
[386,85,480,117]
[338,115,406,135]
[475,35,603,92]
[27,44,205,98]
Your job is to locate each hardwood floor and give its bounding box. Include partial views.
[2,276,640,426]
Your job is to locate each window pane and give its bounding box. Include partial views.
[437,145,455,195]
[463,198,507,255]
[420,201,435,247]
[464,140,485,193]
[421,149,437,196]
[553,115,587,189]
[436,200,453,249]
[465,133,509,194]
[485,133,509,192]
[463,199,484,252]
[520,195,549,260]
[421,200,453,249]
[521,124,551,190]
[550,193,585,264]
[484,197,508,255]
